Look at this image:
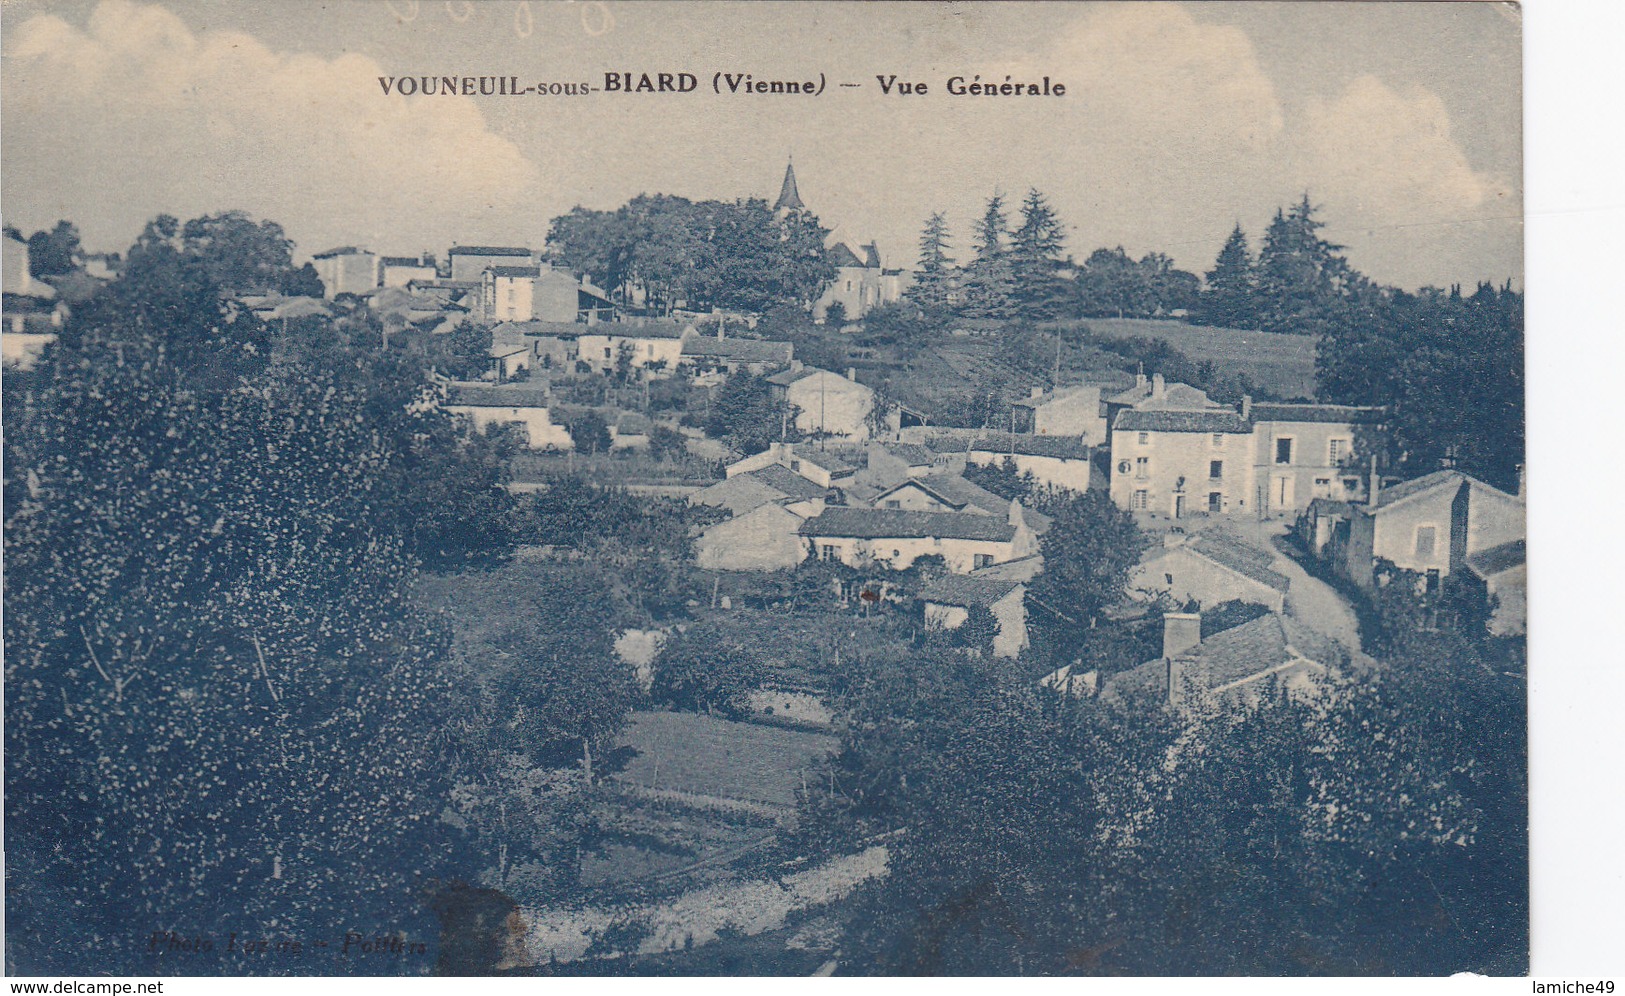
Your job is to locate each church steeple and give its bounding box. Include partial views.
[773,159,805,214]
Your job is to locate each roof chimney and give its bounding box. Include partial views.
[1152,373,1166,400]
[1163,611,1201,710]
[1135,372,1147,389]
[1368,453,1381,506]
[1163,611,1201,660]
[1241,395,1252,420]
[846,367,857,382]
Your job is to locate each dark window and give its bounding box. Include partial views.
[1208,492,1222,512]
[1209,460,1223,479]
[1415,525,1437,557]
[1275,438,1294,464]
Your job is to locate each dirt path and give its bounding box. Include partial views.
[1229,518,1363,652]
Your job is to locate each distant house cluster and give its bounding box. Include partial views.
[2,231,68,370]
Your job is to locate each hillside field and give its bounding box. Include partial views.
[1070,317,1320,401]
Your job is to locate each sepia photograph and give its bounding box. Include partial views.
[1,0,1546,979]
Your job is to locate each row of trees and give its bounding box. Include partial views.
[906,192,1205,323]
[546,194,836,315]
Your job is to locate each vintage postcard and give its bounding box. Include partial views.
[3,0,1529,978]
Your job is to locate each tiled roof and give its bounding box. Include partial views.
[380,256,432,268]
[921,574,1023,608]
[1251,403,1386,425]
[1108,613,1336,701]
[745,464,829,500]
[1185,533,1291,593]
[446,385,551,409]
[589,324,689,340]
[680,336,795,363]
[915,473,1012,516]
[827,243,866,268]
[490,320,585,338]
[1011,384,1100,409]
[799,507,1016,542]
[1305,497,1356,518]
[1114,409,1252,434]
[449,245,532,256]
[883,443,937,466]
[965,433,1092,460]
[1465,538,1526,578]
[1371,470,1464,509]
[789,444,860,475]
[971,554,1044,582]
[766,366,822,386]
[312,246,369,258]
[487,265,541,278]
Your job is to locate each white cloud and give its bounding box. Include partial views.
[3,0,543,256]
[1291,75,1521,286]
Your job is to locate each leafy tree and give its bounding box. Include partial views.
[512,477,720,623]
[822,300,848,328]
[958,193,1016,319]
[437,320,493,380]
[1197,223,1258,327]
[279,261,325,297]
[908,211,956,311]
[4,256,462,973]
[547,194,835,315]
[646,423,687,461]
[264,309,518,571]
[705,371,795,455]
[956,604,1001,656]
[1074,246,1153,318]
[1026,490,1143,662]
[26,220,81,277]
[651,626,767,716]
[564,408,612,455]
[178,210,297,292]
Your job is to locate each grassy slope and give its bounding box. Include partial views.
[1072,317,1320,400]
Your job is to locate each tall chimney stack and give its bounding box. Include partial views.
[846,367,858,382]
[1368,453,1381,506]
[1163,611,1201,660]
[1152,373,1166,400]
[1241,395,1252,421]
[1163,611,1201,710]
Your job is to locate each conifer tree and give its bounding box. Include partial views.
[957,193,1016,319]
[1198,223,1258,328]
[1011,188,1069,320]
[908,211,956,311]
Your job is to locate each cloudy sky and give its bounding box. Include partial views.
[1,0,1522,290]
